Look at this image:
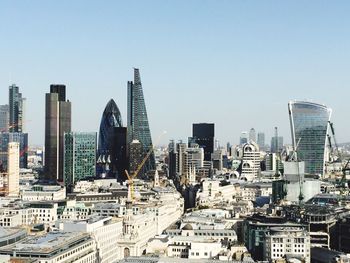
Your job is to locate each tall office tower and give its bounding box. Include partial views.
[64,132,96,188]
[240,142,261,181]
[288,101,331,175]
[257,132,265,148]
[212,149,224,170]
[9,84,25,132]
[192,123,215,161]
[7,142,19,197]
[249,128,256,142]
[0,132,28,169]
[271,136,284,153]
[168,140,177,178]
[240,131,248,145]
[97,99,127,181]
[129,140,143,175]
[44,85,71,182]
[127,68,155,175]
[0,105,9,132]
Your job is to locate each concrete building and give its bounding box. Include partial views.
[0,232,96,263]
[264,227,311,263]
[56,216,123,263]
[21,185,66,201]
[7,142,19,197]
[240,142,261,181]
[0,227,26,247]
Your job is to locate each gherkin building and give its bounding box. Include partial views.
[98,99,127,181]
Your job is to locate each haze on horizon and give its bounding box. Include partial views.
[1,1,350,147]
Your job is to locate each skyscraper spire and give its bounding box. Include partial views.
[127,68,155,176]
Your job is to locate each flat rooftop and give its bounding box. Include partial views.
[0,232,90,255]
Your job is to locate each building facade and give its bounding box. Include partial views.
[0,132,28,169]
[8,84,25,133]
[257,132,265,149]
[97,99,127,180]
[64,132,96,187]
[127,68,155,175]
[264,227,311,263]
[45,85,71,182]
[192,123,214,161]
[288,101,332,175]
[0,105,9,133]
[7,142,19,197]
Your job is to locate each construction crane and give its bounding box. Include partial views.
[328,121,350,189]
[328,121,341,161]
[124,131,167,201]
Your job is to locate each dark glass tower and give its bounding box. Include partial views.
[127,68,155,176]
[9,84,25,132]
[97,99,127,181]
[192,123,215,161]
[44,85,71,182]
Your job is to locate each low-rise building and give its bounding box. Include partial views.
[264,227,311,263]
[21,185,66,201]
[0,232,96,263]
[56,216,123,263]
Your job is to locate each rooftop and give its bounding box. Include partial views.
[0,232,90,255]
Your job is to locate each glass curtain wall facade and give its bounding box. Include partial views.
[64,132,96,187]
[288,101,332,175]
[127,68,155,176]
[0,132,28,170]
[97,99,127,181]
[9,84,25,132]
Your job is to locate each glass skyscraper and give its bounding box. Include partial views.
[288,101,332,175]
[44,85,71,182]
[9,84,25,132]
[127,68,155,175]
[97,99,127,181]
[192,123,215,161]
[0,132,28,170]
[64,132,96,187]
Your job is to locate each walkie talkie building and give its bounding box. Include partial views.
[288,101,332,176]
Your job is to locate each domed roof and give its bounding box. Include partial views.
[182,223,193,230]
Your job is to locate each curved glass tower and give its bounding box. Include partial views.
[288,101,332,175]
[98,99,127,180]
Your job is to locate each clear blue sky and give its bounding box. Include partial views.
[1,1,350,146]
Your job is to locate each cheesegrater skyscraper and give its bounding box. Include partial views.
[127,68,155,176]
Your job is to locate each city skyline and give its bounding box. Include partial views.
[1,1,350,146]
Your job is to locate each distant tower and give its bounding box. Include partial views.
[9,84,25,132]
[127,68,155,176]
[7,142,19,197]
[240,131,248,145]
[44,85,71,182]
[249,128,256,142]
[0,105,9,133]
[257,132,265,149]
[192,123,215,161]
[98,99,127,180]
